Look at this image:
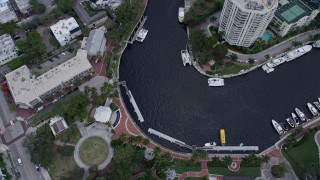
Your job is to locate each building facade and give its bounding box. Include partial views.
[0,34,19,65]
[269,0,319,37]
[14,0,31,14]
[0,0,18,24]
[5,50,93,109]
[219,0,278,47]
[50,17,82,46]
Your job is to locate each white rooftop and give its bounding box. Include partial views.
[50,17,80,43]
[0,0,9,13]
[85,27,106,56]
[0,34,18,63]
[94,106,112,123]
[49,116,69,136]
[233,0,278,13]
[14,0,31,13]
[6,50,92,106]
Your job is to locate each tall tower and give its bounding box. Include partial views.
[219,0,278,47]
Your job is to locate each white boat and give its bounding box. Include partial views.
[313,40,320,48]
[272,120,284,135]
[307,103,319,116]
[291,113,299,125]
[295,108,306,122]
[136,28,148,42]
[286,118,295,128]
[181,50,191,66]
[285,45,312,62]
[313,101,320,110]
[178,7,184,23]
[204,142,216,146]
[280,123,289,131]
[208,78,224,87]
[261,57,287,73]
[318,97,320,103]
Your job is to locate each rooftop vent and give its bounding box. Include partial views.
[246,1,264,10]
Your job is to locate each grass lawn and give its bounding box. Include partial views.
[83,3,99,16]
[219,62,253,75]
[49,150,84,180]
[56,124,82,144]
[283,131,319,179]
[79,136,109,166]
[185,177,202,180]
[173,159,202,174]
[208,167,261,177]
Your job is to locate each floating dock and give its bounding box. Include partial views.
[148,128,192,149]
[127,16,148,44]
[197,146,259,152]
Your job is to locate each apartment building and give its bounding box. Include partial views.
[50,17,82,46]
[0,34,19,65]
[0,0,18,24]
[269,0,319,37]
[5,50,93,109]
[219,0,278,47]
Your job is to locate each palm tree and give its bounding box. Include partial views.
[210,16,217,23]
[201,176,209,180]
[248,58,255,65]
[230,53,238,62]
[264,54,270,60]
[260,155,270,163]
[222,155,232,166]
[119,133,127,142]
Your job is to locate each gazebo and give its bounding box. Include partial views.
[94,106,112,123]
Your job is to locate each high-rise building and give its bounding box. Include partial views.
[219,0,278,47]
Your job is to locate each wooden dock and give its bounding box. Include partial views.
[197,146,259,152]
[148,128,192,149]
[127,16,148,44]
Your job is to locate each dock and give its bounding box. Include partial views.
[148,128,192,149]
[127,16,148,44]
[120,81,145,123]
[197,146,259,152]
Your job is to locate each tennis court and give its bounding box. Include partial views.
[280,5,306,22]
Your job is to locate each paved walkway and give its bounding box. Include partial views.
[315,130,320,164]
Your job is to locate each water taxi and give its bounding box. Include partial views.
[220,129,226,146]
[208,78,224,87]
[178,7,185,23]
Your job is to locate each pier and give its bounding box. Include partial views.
[197,146,259,152]
[120,81,145,123]
[127,16,148,44]
[148,128,192,149]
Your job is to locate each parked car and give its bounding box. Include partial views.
[17,158,22,166]
[35,164,40,171]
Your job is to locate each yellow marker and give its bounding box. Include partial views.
[220,129,226,146]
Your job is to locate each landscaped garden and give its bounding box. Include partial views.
[173,159,202,174]
[79,136,109,166]
[207,167,261,177]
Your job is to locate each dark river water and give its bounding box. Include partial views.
[119,0,320,153]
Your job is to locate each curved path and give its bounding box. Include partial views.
[315,130,320,164]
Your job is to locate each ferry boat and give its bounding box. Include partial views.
[280,123,289,131]
[291,112,299,126]
[181,50,191,66]
[178,7,185,23]
[313,101,320,110]
[295,108,306,122]
[220,129,226,146]
[204,142,216,147]
[285,45,312,62]
[136,28,148,42]
[261,57,287,73]
[208,78,224,87]
[313,40,320,48]
[286,117,295,128]
[307,103,319,116]
[272,120,284,135]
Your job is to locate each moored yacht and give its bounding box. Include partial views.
[136,28,148,42]
[204,142,216,147]
[280,123,289,131]
[261,57,287,73]
[307,103,319,116]
[295,108,306,122]
[291,113,299,126]
[313,101,320,110]
[208,78,224,87]
[178,7,185,23]
[286,117,295,128]
[272,120,284,135]
[285,45,312,62]
[181,50,191,66]
[313,40,320,48]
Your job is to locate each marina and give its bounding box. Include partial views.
[272,120,284,135]
[291,113,299,126]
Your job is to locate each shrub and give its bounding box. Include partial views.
[110,103,118,111]
[271,163,287,178]
[58,145,74,156]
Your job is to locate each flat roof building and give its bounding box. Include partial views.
[0,0,18,24]
[50,17,82,46]
[74,2,108,28]
[0,34,19,65]
[85,27,106,57]
[14,0,31,14]
[49,116,69,136]
[269,0,319,37]
[5,50,93,109]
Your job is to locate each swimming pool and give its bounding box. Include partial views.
[262,31,273,41]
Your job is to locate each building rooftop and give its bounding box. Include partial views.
[275,0,313,24]
[0,34,18,62]
[0,0,17,23]
[50,17,80,43]
[233,0,278,13]
[85,28,106,55]
[94,106,112,123]
[74,2,108,26]
[0,0,10,13]
[14,0,31,13]
[49,116,69,136]
[6,50,92,106]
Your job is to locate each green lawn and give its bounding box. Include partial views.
[49,150,84,180]
[208,167,261,177]
[220,62,253,75]
[283,131,319,179]
[173,159,202,174]
[84,4,99,16]
[185,177,202,180]
[79,136,109,166]
[56,124,82,144]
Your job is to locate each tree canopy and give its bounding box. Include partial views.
[57,0,76,13]
[213,44,228,65]
[0,21,18,35]
[30,0,46,14]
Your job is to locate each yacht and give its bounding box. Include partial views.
[280,123,289,131]
[181,50,191,66]
[261,57,287,73]
[313,40,320,48]
[272,120,284,135]
[286,118,295,128]
[307,103,319,116]
[291,113,299,126]
[208,78,224,87]
[313,101,320,110]
[178,7,185,23]
[285,45,312,62]
[204,142,216,147]
[136,28,148,42]
[295,108,306,122]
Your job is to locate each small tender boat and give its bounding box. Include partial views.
[181,50,191,66]
[286,118,295,128]
[204,142,216,146]
[208,78,224,87]
[220,129,226,146]
[136,28,148,42]
[178,7,185,23]
[307,103,319,116]
[313,40,320,48]
[291,113,299,126]
[272,120,284,135]
[295,108,306,122]
[280,123,289,131]
[314,101,320,110]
